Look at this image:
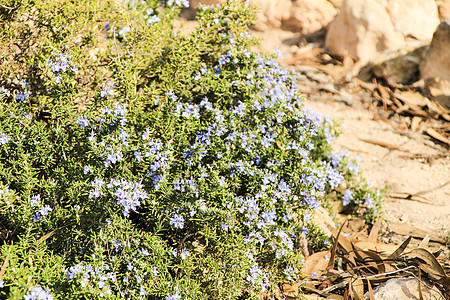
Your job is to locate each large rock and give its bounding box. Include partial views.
[325,0,405,65]
[327,0,343,9]
[420,21,450,108]
[250,0,292,31]
[326,0,440,65]
[437,0,450,22]
[421,21,450,81]
[385,0,440,40]
[283,0,337,34]
[364,278,444,300]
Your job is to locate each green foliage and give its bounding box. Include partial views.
[0,0,384,298]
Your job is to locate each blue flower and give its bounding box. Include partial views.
[180,248,189,259]
[165,291,182,300]
[364,194,374,208]
[30,195,40,207]
[342,189,353,206]
[147,15,161,25]
[284,266,294,281]
[169,214,184,229]
[167,0,189,7]
[100,82,114,98]
[76,116,89,128]
[118,25,130,36]
[24,286,54,300]
[0,86,10,97]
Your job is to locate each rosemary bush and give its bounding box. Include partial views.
[0,0,383,299]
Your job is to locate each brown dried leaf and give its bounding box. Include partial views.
[366,279,375,300]
[361,250,386,274]
[330,225,357,267]
[426,128,450,146]
[353,241,400,256]
[405,248,446,279]
[281,282,299,298]
[394,91,429,107]
[387,192,442,206]
[387,236,412,260]
[322,277,352,294]
[351,278,364,300]
[377,84,391,109]
[313,207,336,238]
[328,219,347,270]
[418,235,430,249]
[368,218,382,243]
[304,251,331,277]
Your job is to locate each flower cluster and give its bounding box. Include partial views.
[65,262,115,297]
[46,52,78,83]
[167,0,189,8]
[23,286,54,300]
[29,194,53,222]
[107,178,148,217]
[0,132,11,146]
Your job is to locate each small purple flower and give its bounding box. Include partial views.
[147,15,160,25]
[180,248,189,260]
[218,176,225,187]
[16,91,28,102]
[342,189,353,206]
[169,214,184,229]
[220,223,229,231]
[364,194,374,208]
[166,291,182,300]
[83,165,91,175]
[33,213,42,221]
[100,82,114,98]
[40,205,53,216]
[24,286,54,300]
[76,116,89,128]
[30,195,40,207]
[167,0,189,7]
[0,86,10,97]
[301,226,308,238]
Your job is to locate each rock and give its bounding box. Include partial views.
[327,0,343,9]
[384,0,440,40]
[421,21,450,80]
[437,0,450,22]
[364,277,444,300]
[325,0,440,65]
[371,41,428,85]
[283,0,337,35]
[250,0,292,31]
[325,0,405,65]
[425,77,450,109]
[420,21,450,108]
